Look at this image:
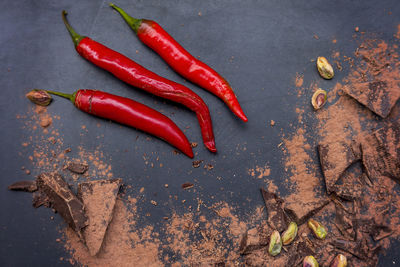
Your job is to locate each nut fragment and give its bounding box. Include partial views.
[308,219,327,239]
[26,89,52,106]
[282,221,298,245]
[303,255,319,267]
[311,89,327,110]
[317,56,334,79]
[330,254,347,267]
[268,230,282,256]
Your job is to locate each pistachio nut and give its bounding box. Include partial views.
[317,56,334,79]
[308,219,327,239]
[282,221,298,245]
[330,254,347,267]
[303,255,319,267]
[311,89,327,110]
[26,89,52,106]
[268,230,282,256]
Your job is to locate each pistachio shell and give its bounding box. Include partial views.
[317,56,334,79]
[311,89,327,110]
[303,255,319,267]
[330,254,347,267]
[308,219,327,239]
[268,230,282,256]
[282,221,298,245]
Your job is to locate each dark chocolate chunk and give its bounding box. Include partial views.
[36,173,88,234]
[77,179,122,256]
[260,188,290,232]
[361,123,400,183]
[66,162,89,174]
[32,191,50,208]
[318,140,361,193]
[239,226,269,255]
[286,241,314,266]
[8,180,37,192]
[343,80,400,118]
[284,199,330,225]
[332,171,363,201]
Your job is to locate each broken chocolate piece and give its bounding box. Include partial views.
[239,226,269,254]
[260,188,290,232]
[343,80,400,118]
[361,123,400,183]
[284,199,330,225]
[286,241,315,266]
[331,171,363,201]
[36,173,88,234]
[8,180,37,192]
[77,179,122,256]
[318,140,361,193]
[66,162,89,174]
[32,191,50,208]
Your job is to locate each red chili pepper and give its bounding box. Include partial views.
[109,3,248,122]
[61,11,216,153]
[38,89,194,158]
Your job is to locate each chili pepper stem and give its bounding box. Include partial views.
[45,90,76,104]
[109,3,142,33]
[62,10,85,47]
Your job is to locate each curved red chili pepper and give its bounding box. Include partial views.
[110,3,248,122]
[62,11,216,153]
[43,89,194,158]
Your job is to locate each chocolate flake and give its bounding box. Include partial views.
[181,183,194,190]
[36,173,88,234]
[343,80,400,118]
[66,162,89,174]
[8,180,37,192]
[32,191,50,208]
[192,160,203,168]
[77,179,122,256]
[260,188,290,232]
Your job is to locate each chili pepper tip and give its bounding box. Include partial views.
[62,10,85,48]
[109,2,142,34]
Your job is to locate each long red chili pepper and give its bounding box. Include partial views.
[37,89,194,158]
[109,3,248,123]
[61,11,216,153]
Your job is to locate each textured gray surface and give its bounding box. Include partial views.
[1,0,399,266]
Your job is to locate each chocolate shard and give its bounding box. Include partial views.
[239,226,270,255]
[331,171,363,201]
[361,123,400,183]
[284,199,330,225]
[343,80,400,118]
[260,188,290,232]
[77,179,122,256]
[66,162,89,174]
[36,173,88,234]
[32,191,50,208]
[286,241,314,266]
[8,180,37,192]
[318,140,361,193]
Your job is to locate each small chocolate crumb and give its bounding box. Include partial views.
[192,160,203,168]
[182,183,194,190]
[270,120,275,126]
[191,142,198,148]
[66,162,88,174]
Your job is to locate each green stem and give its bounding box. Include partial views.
[45,90,76,104]
[62,10,85,47]
[109,3,142,33]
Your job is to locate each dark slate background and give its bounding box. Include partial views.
[1,0,399,266]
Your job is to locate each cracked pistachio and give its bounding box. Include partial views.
[303,255,319,267]
[268,230,282,256]
[282,221,298,245]
[26,89,52,106]
[308,219,327,240]
[330,254,347,267]
[317,56,334,79]
[311,89,327,110]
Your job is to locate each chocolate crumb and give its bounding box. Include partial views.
[66,162,88,174]
[192,160,203,168]
[181,183,194,190]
